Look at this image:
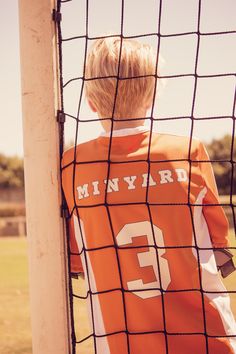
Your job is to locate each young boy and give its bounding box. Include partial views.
[62,37,236,354]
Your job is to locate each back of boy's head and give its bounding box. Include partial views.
[85,37,157,119]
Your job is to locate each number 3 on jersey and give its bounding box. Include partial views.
[116,221,171,299]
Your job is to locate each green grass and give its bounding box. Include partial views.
[220,195,236,204]
[0,234,235,354]
[0,237,32,354]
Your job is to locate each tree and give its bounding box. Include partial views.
[0,154,24,188]
[207,135,236,195]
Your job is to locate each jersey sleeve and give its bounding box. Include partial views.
[198,141,229,248]
[61,150,84,274]
[68,215,84,274]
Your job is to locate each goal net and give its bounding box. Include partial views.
[56,1,236,353]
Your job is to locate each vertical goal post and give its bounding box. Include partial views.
[18,1,72,353]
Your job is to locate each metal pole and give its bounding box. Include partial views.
[18,1,71,353]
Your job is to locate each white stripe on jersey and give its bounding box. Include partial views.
[192,188,236,352]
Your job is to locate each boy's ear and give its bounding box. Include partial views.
[88,99,97,113]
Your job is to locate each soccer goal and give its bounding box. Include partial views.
[19,1,236,354]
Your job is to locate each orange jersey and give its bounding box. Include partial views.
[62,127,236,354]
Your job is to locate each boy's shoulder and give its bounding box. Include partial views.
[151,131,202,159]
[61,137,104,167]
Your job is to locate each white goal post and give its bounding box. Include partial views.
[18,1,71,353]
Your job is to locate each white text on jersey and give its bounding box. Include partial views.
[76,168,188,200]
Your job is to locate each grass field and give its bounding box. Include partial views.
[0,237,32,354]
[0,235,236,354]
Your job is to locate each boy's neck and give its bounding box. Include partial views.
[100,108,148,132]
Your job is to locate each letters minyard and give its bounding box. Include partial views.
[77,168,188,200]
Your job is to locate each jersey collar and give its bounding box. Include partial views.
[100,126,150,138]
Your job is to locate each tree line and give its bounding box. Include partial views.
[0,154,24,188]
[0,134,235,195]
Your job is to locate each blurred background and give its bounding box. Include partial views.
[0,1,30,354]
[0,0,235,353]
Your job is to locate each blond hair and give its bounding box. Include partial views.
[85,37,157,119]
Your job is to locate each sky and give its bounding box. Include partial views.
[1,0,236,157]
[1,1,22,156]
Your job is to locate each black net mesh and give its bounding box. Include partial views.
[55,1,236,353]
